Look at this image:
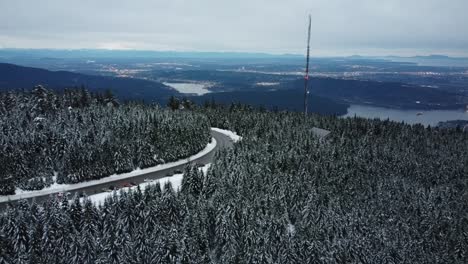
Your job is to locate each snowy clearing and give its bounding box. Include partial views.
[211,127,242,142]
[0,138,217,203]
[256,82,280,86]
[163,82,212,95]
[83,163,212,205]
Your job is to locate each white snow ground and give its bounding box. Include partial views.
[255,82,280,86]
[211,128,242,142]
[83,163,212,205]
[163,82,212,95]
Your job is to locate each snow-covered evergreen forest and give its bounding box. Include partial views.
[0,87,210,195]
[1,102,467,263]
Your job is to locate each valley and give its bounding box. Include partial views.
[1,50,468,120]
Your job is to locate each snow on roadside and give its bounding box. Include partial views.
[0,138,216,202]
[211,127,242,142]
[82,173,183,205]
[14,173,64,195]
[83,163,211,205]
[14,182,70,196]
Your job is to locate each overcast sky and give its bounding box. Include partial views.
[0,0,467,56]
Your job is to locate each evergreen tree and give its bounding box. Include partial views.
[167,96,180,110]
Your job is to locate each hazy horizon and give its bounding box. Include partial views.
[1,47,468,59]
[1,0,468,57]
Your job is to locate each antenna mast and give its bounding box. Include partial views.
[304,15,311,116]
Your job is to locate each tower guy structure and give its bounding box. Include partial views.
[303,15,312,116]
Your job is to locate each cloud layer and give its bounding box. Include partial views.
[1,0,467,56]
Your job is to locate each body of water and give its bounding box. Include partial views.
[163,82,211,95]
[343,104,468,126]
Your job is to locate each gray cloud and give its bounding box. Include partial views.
[1,0,467,56]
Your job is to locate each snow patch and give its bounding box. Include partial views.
[200,163,211,176]
[287,223,296,236]
[163,82,212,95]
[211,127,242,142]
[256,82,279,86]
[14,181,69,196]
[83,173,184,205]
[33,117,46,122]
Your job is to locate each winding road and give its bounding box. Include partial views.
[0,129,234,210]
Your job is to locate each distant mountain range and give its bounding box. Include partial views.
[388,54,467,60]
[2,48,467,62]
[0,48,302,59]
[380,55,468,67]
[0,63,177,103]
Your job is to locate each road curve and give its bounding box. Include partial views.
[0,129,234,210]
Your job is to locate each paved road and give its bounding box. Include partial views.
[0,129,233,210]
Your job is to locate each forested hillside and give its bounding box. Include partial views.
[1,104,467,263]
[190,89,349,115]
[0,63,177,103]
[0,86,210,195]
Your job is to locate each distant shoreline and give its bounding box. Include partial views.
[343,104,468,126]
